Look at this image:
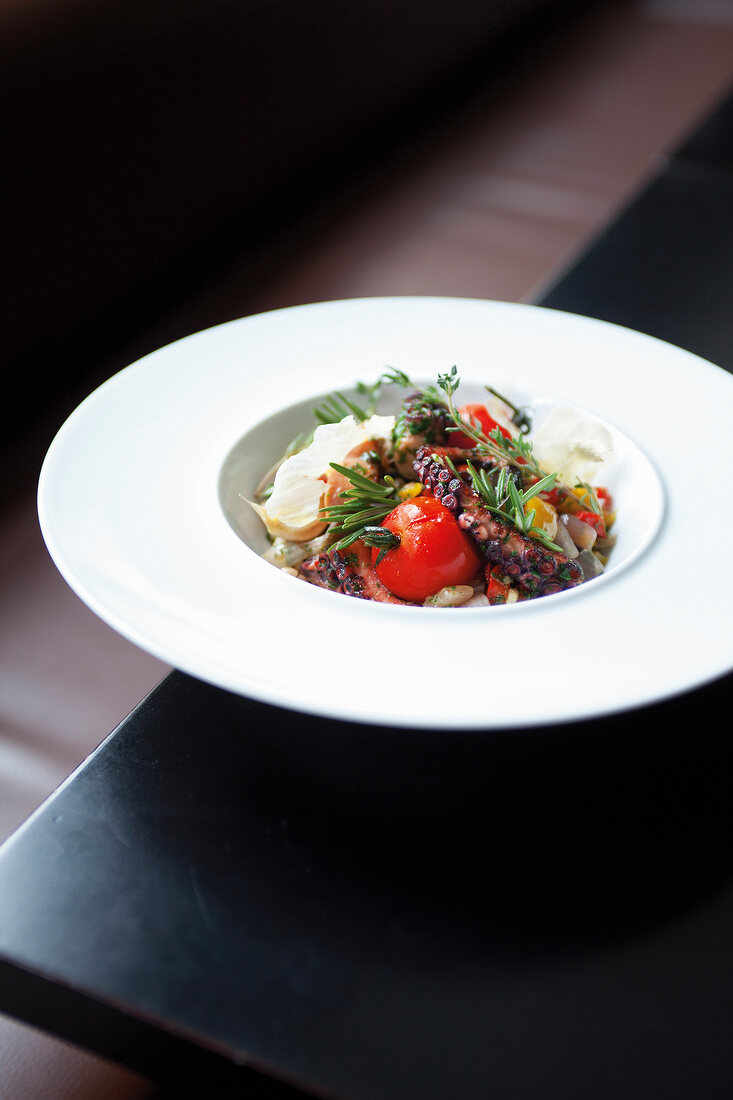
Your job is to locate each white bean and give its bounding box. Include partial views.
[423,584,475,608]
[462,592,490,608]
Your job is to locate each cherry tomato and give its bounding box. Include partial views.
[371,496,481,602]
[450,403,512,449]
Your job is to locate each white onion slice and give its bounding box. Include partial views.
[562,512,597,551]
[553,517,579,559]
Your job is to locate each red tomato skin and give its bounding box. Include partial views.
[450,403,512,449]
[371,496,481,602]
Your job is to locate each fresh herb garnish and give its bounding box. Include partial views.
[466,461,562,552]
[320,463,400,547]
[574,480,603,516]
[380,367,412,389]
[382,366,446,406]
[314,392,370,425]
[359,526,401,565]
[313,376,390,425]
[434,366,544,477]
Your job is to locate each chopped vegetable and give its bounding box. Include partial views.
[486,566,513,606]
[575,509,607,538]
[562,512,597,551]
[576,548,605,580]
[522,495,558,540]
[449,403,512,448]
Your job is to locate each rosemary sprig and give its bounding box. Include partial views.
[485,426,549,480]
[314,391,370,425]
[361,526,400,564]
[382,366,446,406]
[380,367,412,389]
[436,366,542,476]
[313,375,391,426]
[574,479,603,516]
[466,461,562,552]
[329,523,401,561]
[320,463,400,538]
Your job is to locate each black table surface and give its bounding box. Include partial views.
[2,96,733,1098]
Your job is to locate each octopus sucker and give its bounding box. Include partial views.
[414,445,583,597]
[388,392,452,477]
[301,540,415,605]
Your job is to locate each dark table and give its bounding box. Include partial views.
[1,94,732,1099]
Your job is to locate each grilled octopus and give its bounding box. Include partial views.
[414,445,583,597]
[301,540,414,604]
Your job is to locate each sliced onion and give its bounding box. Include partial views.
[576,549,604,580]
[562,512,597,551]
[263,532,332,569]
[552,516,579,559]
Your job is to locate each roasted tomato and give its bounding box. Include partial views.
[371,496,481,602]
[449,403,512,449]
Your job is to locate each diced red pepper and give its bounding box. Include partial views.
[538,485,561,506]
[485,565,513,605]
[576,509,606,538]
[450,403,512,449]
[595,486,613,511]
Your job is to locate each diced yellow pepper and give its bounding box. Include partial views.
[572,485,599,507]
[398,482,423,501]
[523,495,558,536]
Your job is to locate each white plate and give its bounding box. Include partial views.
[38,297,733,729]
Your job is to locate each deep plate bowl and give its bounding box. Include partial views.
[38,297,733,728]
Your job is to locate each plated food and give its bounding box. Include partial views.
[39,296,703,727]
[251,367,617,607]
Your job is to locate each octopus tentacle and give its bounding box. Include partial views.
[301,540,414,604]
[388,392,452,477]
[414,446,583,597]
